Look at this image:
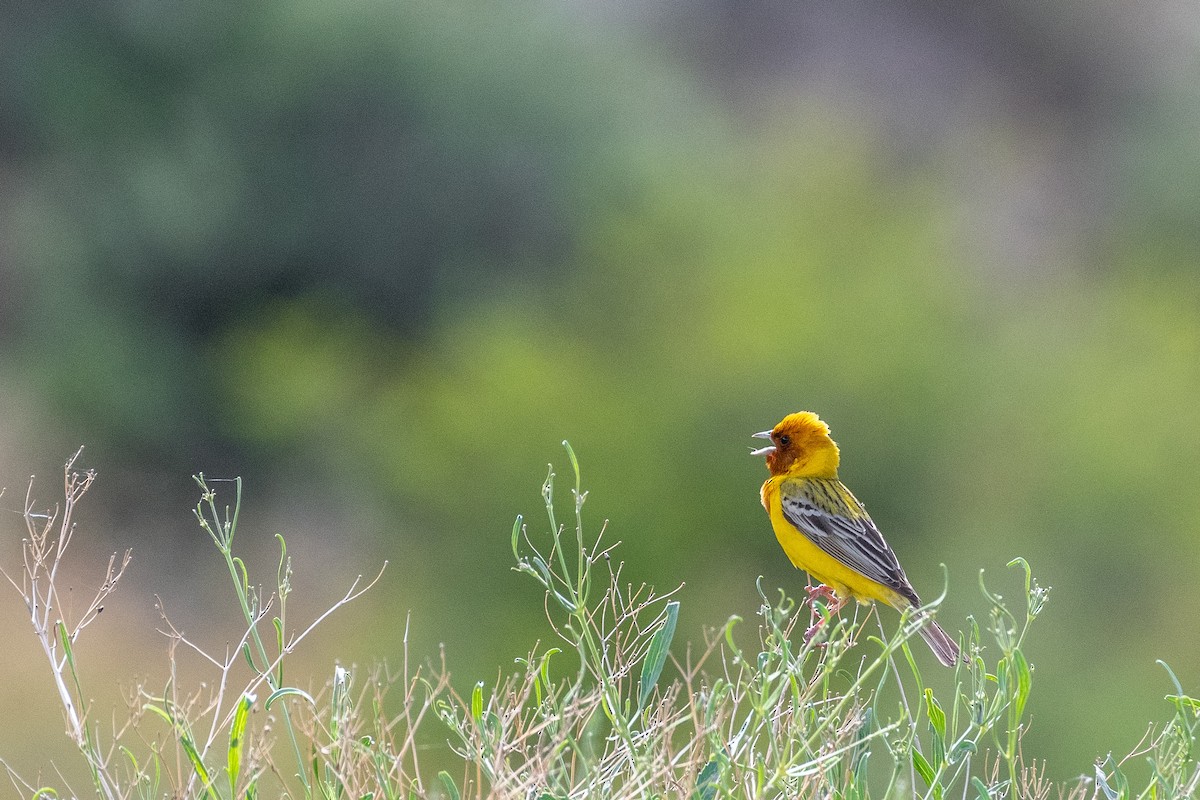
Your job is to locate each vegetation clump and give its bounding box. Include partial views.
[1,447,1197,799]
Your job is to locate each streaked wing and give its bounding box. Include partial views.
[778,477,917,603]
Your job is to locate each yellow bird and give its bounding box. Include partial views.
[753,411,962,666]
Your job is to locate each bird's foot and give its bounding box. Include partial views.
[803,584,846,644]
[805,583,839,605]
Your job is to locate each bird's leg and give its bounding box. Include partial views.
[804,583,846,644]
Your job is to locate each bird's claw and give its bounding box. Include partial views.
[803,583,845,646]
[805,583,839,605]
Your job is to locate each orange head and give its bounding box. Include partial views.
[751,411,841,478]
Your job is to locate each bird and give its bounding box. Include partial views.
[752,411,962,666]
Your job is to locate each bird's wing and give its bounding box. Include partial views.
[778,477,918,603]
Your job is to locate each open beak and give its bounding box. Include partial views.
[750,429,775,456]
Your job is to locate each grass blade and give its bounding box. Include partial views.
[437,771,461,800]
[638,601,679,711]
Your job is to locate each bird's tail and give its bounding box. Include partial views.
[917,615,963,667]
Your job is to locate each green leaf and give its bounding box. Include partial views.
[911,748,935,788]
[1012,652,1032,734]
[1095,763,1119,800]
[471,681,485,725]
[533,647,561,706]
[331,665,350,738]
[638,601,680,711]
[949,740,977,764]
[1158,659,1185,696]
[992,660,1008,708]
[437,771,461,800]
[119,745,140,777]
[276,532,288,582]
[241,642,257,672]
[970,776,992,799]
[1012,649,1032,720]
[234,556,250,592]
[924,688,946,740]
[692,758,720,800]
[562,440,581,497]
[901,639,924,695]
[177,724,216,800]
[511,514,523,559]
[529,556,554,588]
[1168,693,1200,714]
[1007,557,1032,597]
[265,686,316,710]
[923,688,946,770]
[142,703,174,725]
[539,648,560,685]
[274,617,286,682]
[56,624,76,676]
[723,615,742,661]
[1097,755,1129,800]
[228,692,255,797]
[849,707,874,776]
[550,589,577,612]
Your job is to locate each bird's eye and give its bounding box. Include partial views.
[777,434,790,446]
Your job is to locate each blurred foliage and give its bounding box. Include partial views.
[3,0,1200,783]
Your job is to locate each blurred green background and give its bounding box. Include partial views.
[2,0,1199,784]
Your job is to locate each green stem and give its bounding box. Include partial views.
[197,476,311,796]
